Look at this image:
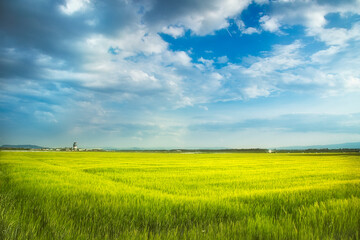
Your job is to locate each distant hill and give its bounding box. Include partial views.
[1,144,45,149]
[276,142,360,150]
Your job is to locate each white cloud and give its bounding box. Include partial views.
[217,56,229,64]
[311,46,342,63]
[143,0,252,35]
[161,26,185,38]
[198,57,214,68]
[260,15,281,33]
[345,76,360,91]
[199,105,209,111]
[258,0,360,46]
[211,72,223,80]
[129,70,158,83]
[304,9,327,29]
[165,51,192,66]
[27,21,199,109]
[307,23,360,46]
[345,76,360,92]
[59,0,90,15]
[81,30,169,61]
[236,19,261,35]
[244,40,304,77]
[243,27,261,34]
[243,85,271,99]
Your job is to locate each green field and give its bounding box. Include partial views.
[0,151,359,239]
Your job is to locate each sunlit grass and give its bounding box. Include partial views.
[1,152,359,239]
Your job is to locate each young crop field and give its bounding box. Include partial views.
[0,151,359,239]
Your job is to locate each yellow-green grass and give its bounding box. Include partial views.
[0,151,359,239]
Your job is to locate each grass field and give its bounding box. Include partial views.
[0,151,359,239]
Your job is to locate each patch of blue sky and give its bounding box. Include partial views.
[108,47,120,55]
[325,12,360,29]
[162,29,275,65]
[162,24,312,69]
[240,2,269,28]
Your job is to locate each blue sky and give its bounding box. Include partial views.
[1,0,360,148]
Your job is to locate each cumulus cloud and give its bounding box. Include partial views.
[143,0,251,35]
[59,0,91,15]
[260,15,281,33]
[307,22,360,46]
[235,19,261,34]
[161,26,185,38]
[258,0,360,45]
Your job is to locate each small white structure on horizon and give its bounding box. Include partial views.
[268,149,272,153]
[73,142,78,151]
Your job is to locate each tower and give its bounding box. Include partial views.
[73,142,78,151]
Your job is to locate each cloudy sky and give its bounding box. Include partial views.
[1,0,360,149]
